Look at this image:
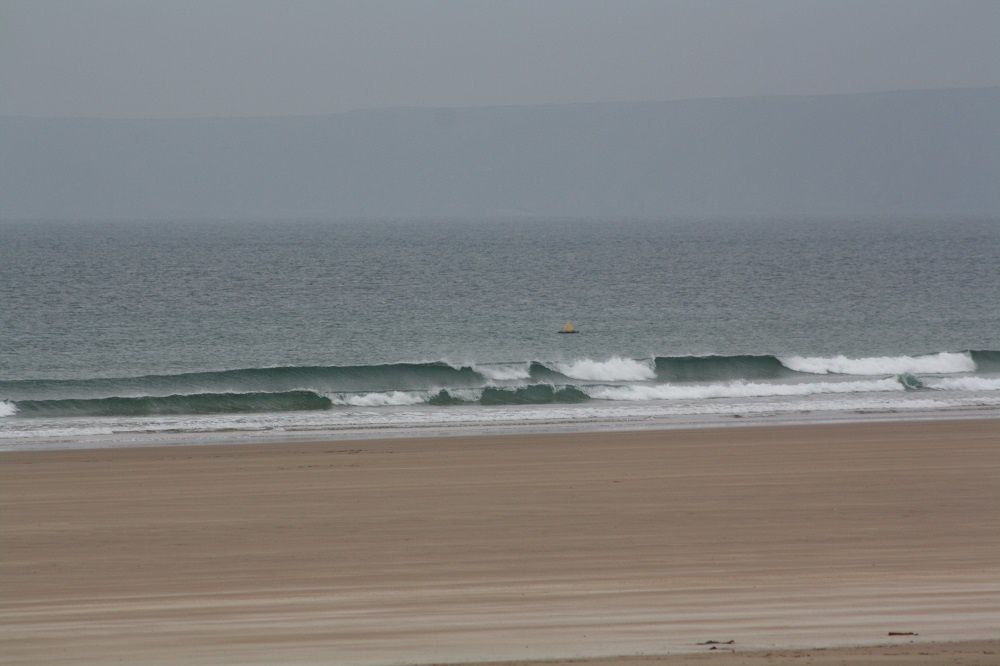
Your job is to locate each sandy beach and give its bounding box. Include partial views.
[2,419,998,665]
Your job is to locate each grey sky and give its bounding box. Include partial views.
[2,0,999,118]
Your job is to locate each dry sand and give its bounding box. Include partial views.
[1,419,998,665]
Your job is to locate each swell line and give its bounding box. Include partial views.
[1,350,995,407]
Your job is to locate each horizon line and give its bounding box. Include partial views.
[2,84,997,122]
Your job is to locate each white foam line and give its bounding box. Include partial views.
[925,376,1000,391]
[552,357,655,382]
[325,391,429,407]
[585,378,903,401]
[780,352,975,375]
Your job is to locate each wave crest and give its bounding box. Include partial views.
[655,355,792,381]
[550,357,655,382]
[326,391,428,407]
[779,352,976,375]
[474,363,532,381]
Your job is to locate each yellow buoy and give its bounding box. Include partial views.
[560,321,577,334]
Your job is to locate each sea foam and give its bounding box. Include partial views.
[585,378,904,401]
[0,400,17,417]
[924,376,1000,392]
[779,352,975,375]
[326,391,429,407]
[552,357,656,382]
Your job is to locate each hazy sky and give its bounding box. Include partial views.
[2,0,999,118]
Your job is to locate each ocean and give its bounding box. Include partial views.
[2,217,998,449]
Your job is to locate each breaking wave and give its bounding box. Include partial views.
[7,375,966,418]
[325,385,590,407]
[654,354,793,381]
[325,391,429,407]
[3,351,993,402]
[550,356,655,381]
[473,363,532,381]
[652,351,987,381]
[779,351,976,375]
[896,373,927,391]
[2,349,997,419]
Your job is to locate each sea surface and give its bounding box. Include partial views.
[1,217,998,449]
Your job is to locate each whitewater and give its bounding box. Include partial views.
[3,350,999,449]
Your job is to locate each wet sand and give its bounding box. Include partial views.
[459,640,1000,665]
[2,419,998,664]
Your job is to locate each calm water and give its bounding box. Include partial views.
[1,217,998,446]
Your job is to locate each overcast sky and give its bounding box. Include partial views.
[2,0,998,118]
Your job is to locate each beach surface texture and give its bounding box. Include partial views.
[2,419,999,665]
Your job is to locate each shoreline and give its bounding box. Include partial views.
[3,403,999,453]
[3,419,998,664]
[441,640,1000,665]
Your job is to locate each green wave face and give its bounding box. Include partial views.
[896,373,927,390]
[654,355,794,382]
[12,390,332,417]
[5,350,996,402]
[429,385,591,406]
[528,361,571,382]
[428,389,469,406]
[3,350,996,418]
[970,350,1000,373]
[479,385,589,405]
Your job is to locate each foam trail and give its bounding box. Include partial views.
[586,378,903,401]
[780,352,975,375]
[326,391,429,407]
[552,357,655,381]
[924,376,1000,391]
[0,400,17,417]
